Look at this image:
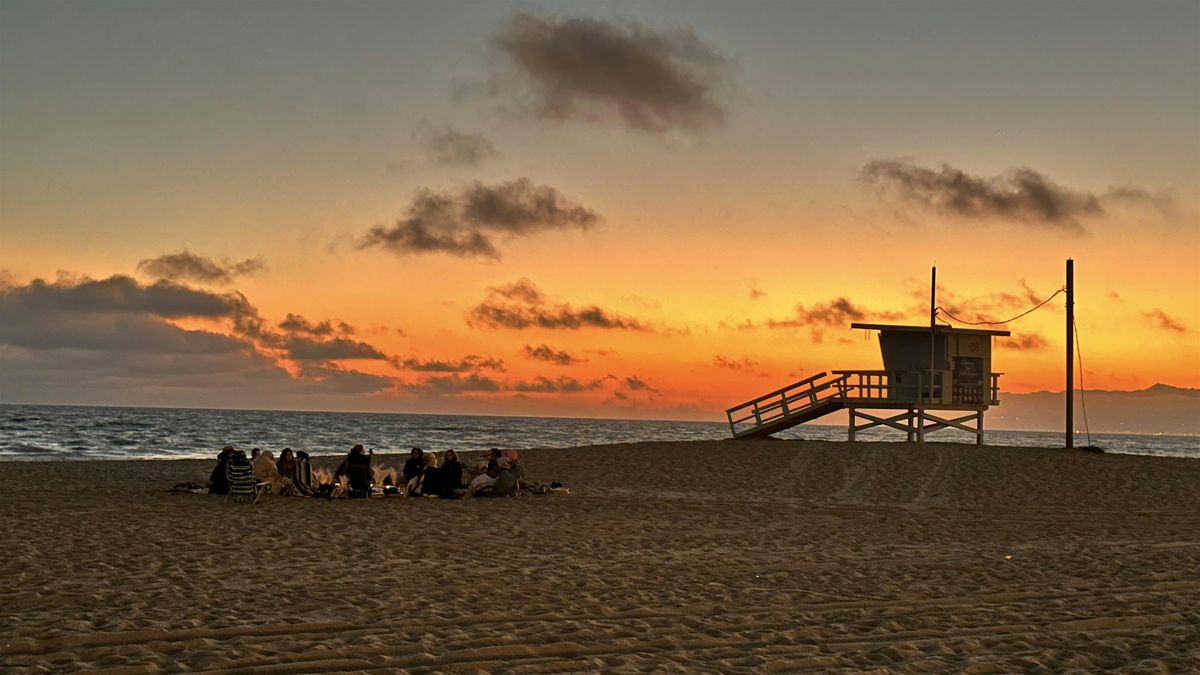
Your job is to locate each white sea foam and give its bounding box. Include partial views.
[0,403,1195,461]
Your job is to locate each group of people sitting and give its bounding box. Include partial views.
[208,446,313,499]
[207,443,527,501]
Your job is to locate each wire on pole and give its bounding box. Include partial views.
[937,287,1066,326]
[1074,316,1093,446]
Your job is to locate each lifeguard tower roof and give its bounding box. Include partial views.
[850,323,1010,337]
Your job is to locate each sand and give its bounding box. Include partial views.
[1,440,1198,673]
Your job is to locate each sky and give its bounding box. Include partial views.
[1,0,1197,421]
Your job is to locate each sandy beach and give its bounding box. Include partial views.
[1,440,1198,673]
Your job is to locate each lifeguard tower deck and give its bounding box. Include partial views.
[726,323,1010,443]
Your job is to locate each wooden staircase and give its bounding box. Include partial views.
[725,371,849,439]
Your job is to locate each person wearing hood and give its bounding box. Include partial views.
[208,445,235,495]
[402,447,426,487]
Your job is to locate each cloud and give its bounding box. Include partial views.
[278,313,354,337]
[996,333,1051,351]
[0,274,394,404]
[766,297,904,329]
[713,355,757,370]
[511,375,603,393]
[624,375,656,392]
[758,297,906,342]
[0,275,263,334]
[282,336,388,362]
[748,286,766,300]
[522,343,581,365]
[930,282,1060,325]
[297,364,396,394]
[357,178,600,259]
[137,250,267,285]
[491,12,727,133]
[396,355,506,372]
[492,278,547,305]
[861,160,1169,232]
[467,278,648,330]
[1103,186,1175,215]
[417,125,499,166]
[401,373,503,396]
[1143,309,1187,333]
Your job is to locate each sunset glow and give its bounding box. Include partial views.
[2,0,1197,421]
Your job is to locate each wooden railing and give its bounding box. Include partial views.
[728,370,1005,436]
[833,369,1001,405]
[725,371,848,435]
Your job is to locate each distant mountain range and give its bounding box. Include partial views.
[992,384,1200,435]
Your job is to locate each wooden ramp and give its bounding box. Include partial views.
[726,372,848,439]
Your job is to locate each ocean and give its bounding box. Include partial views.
[0,403,1196,461]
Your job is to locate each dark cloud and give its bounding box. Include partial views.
[0,274,394,403]
[766,297,904,329]
[759,297,905,343]
[713,355,757,370]
[297,364,395,394]
[418,125,500,166]
[357,178,600,259]
[861,160,1168,232]
[522,343,581,365]
[718,317,758,331]
[402,373,504,396]
[511,375,602,393]
[492,12,727,133]
[996,333,1051,351]
[283,336,388,362]
[492,278,547,305]
[396,355,506,372]
[748,287,766,301]
[278,313,354,337]
[930,282,1060,325]
[624,375,656,392]
[1103,186,1175,214]
[137,250,266,285]
[1143,309,1187,333]
[468,279,648,331]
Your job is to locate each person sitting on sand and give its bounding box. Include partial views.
[402,447,426,487]
[410,448,455,497]
[275,448,312,497]
[333,444,373,498]
[208,445,235,495]
[491,450,522,497]
[252,449,297,496]
[466,448,506,497]
[439,449,464,498]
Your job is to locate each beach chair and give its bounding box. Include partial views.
[226,461,269,504]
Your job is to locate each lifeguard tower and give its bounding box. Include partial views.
[725,322,1010,444]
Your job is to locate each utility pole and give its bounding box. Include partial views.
[1066,258,1074,449]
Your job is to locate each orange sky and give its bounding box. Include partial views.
[1,1,1197,420]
